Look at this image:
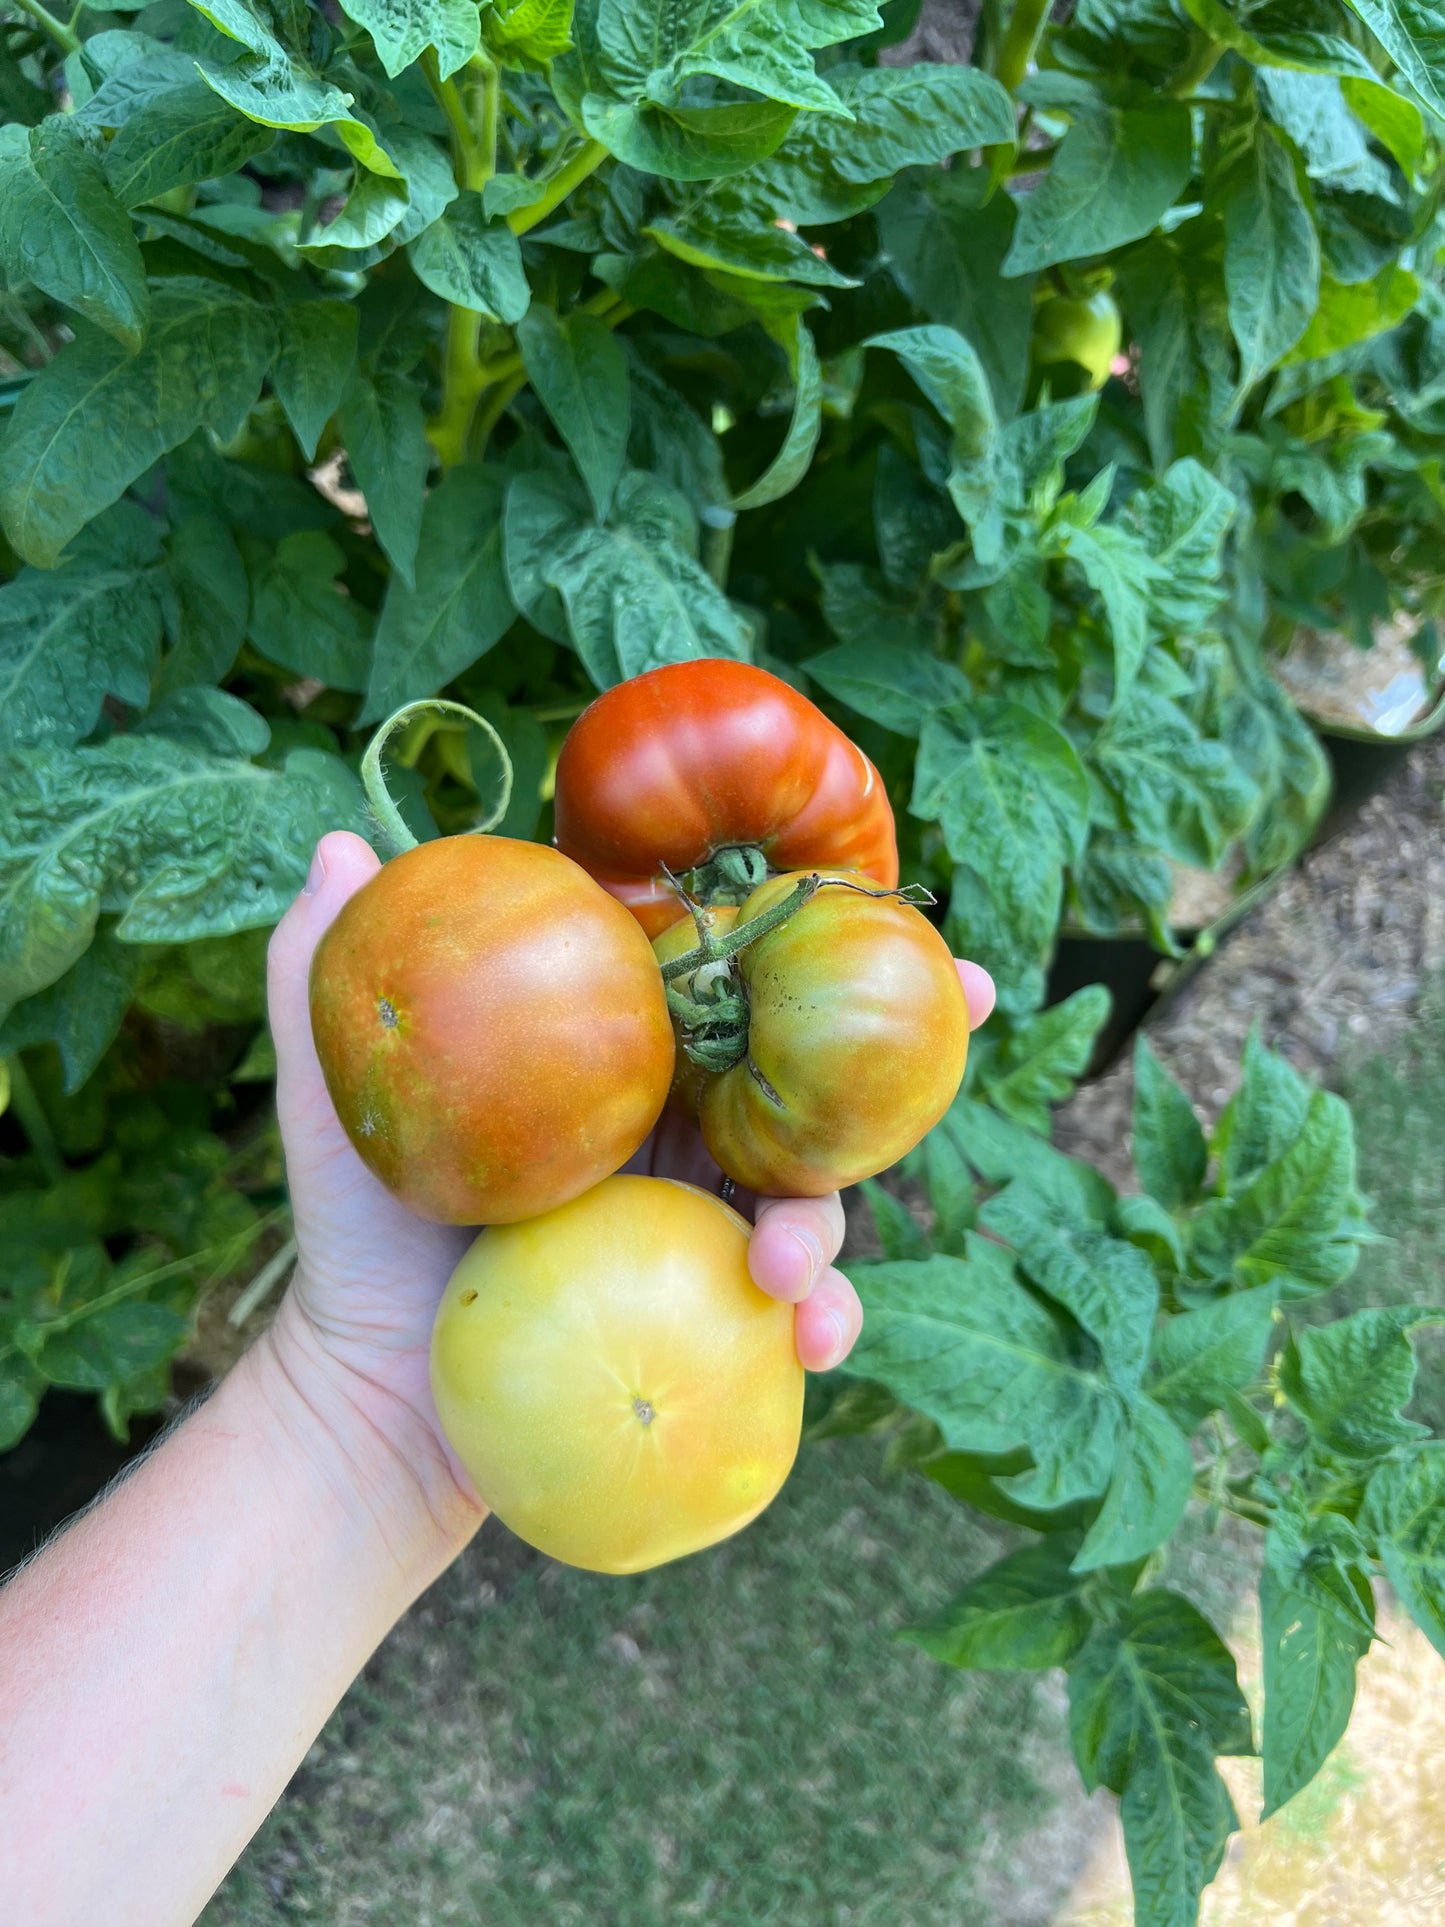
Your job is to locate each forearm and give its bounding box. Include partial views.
[0,1296,484,1927]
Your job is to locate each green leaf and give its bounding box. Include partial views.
[485,0,575,66]
[0,1355,42,1450]
[646,200,860,289]
[878,167,1034,419]
[1113,1192,1186,1273]
[1058,519,1160,701]
[581,97,798,181]
[1222,123,1321,384]
[338,368,429,587]
[1093,689,1257,870]
[1260,1561,1372,1817]
[299,167,411,253]
[363,464,513,722]
[805,640,971,740]
[1132,1036,1207,1210]
[1123,457,1235,634]
[103,78,274,209]
[1074,1395,1194,1572]
[731,317,821,510]
[978,986,1111,1134]
[0,116,148,349]
[0,502,166,752]
[1284,264,1420,363]
[1191,1090,1368,1295]
[843,1238,1122,1511]
[913,700,1089,954]
[37,1300,190,1391]
[1217,1026,1312,1189]
[1341,74,1426,179]
[0,923,143,1093]
[273,301,359,462]
[828,61,1013,182]
[343,0,481,78]
[195,51,404,178]
[0,276,275,569]
[158,513,249,693]
[865,324,999,541]
[1278,1306,1436,1459]
[516,307,629,519]
[1360,1445,1445,1660]
[940,1095,1118,1229]
[0,734,366,1017]
[505,465,749,687]
[409,191,531,321]
[1342,0,1445,119]
[904,1535,1093,1672]
[1147,1289,1277,1433]
[858,1180,930,1261]
[1068,1591,1250,1927]
[247,531,374,691]
[983,1205,1159,1399]
[1003,101,1193,276]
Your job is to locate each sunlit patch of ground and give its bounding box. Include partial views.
[1058,1595,1445,1927]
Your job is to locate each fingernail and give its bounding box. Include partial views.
[304,844,326,896]
[788,1226,823,1290]
[822,1307,850,1369]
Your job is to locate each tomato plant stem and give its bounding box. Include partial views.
[427,53,501,468]
[362,699,515,856]
[994,0,1051,94]
[509,139,609,235]
[1169,29,1223,97]
[3,1054,62,1184]
[659,876,823,981]
[8,0,79,53]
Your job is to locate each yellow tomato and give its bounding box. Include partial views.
[430,1175,804,1574]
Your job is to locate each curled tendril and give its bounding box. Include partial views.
[361,699,515,858]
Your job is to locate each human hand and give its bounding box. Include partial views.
[262,830,995,1518]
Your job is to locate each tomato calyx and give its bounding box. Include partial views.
[674,843,771,911]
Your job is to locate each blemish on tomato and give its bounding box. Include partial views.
[632,1395,656,1426]
[377,996,399,1028]
[459,1288,478,1306]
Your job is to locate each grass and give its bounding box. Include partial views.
[208,1438,1076,1927]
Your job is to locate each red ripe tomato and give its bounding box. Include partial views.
[654,871,970,1196]
[552,659,899,938]
[309,836,674,1224]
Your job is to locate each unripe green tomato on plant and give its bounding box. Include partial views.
[655,871,970,1196]
[1031,288,1123,394]
[430,1175,804,1573]
[309,836,674,1224]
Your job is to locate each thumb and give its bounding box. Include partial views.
[266,831,381,1157]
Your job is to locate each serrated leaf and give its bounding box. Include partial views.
[1360,1445,1445,1660]
[1147,1288,1277,1432]
[805,640,970,740]
[516,306,629,518]
[829,61,1013,182]
[1068,1591,1250,1927]
[1093,689,1257,871]
[485,0,574,65]
[273,301,358,461]
[0,276,275,569]
[1132,1036,1207,1210]
[905,1534,1093,1671]
[842,1238,1121,1511]
[247,531,374,691]
[410,191,531,321]
[363,464,513,722]
[0,735,365,1017]
[1074,1395,1194,1571]
[0,116,148,349]
[1123,457,1236,635]
[343,0,481,78]
[338,368,428,587]
[1217,1027,1313,1188]
[940,1094,1117,1228]
[1222,123,1320,384]
[1191,1090,1368,1295]
[103,78,274,209]
[0,503,165,752]
[913,700,1088,953]
[1278,1306,1436,1458]
[979,986,1111,1134]
[1003,101,1193,276]
[1260,1561,1372,1817]
[1058,519,1161,701]
[504,465,749,688]
[0,923,144,1093]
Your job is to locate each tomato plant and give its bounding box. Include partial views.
[431,1175,803,1573]
[554,660,900,936]
[1030,285,1123,395]
[655,871,969,1194]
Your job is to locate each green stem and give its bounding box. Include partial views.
[659,876,824,982]
[361,700,514,857]
[470,368,526,457]
[1007,142,1058,177]
[4,1054,62,1185]
[425,53,500,468]
[7,0,79,53]
[1169,29,1222,98]
[995,0,1051,94]
[509,138,609,235]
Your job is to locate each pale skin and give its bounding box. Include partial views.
[0,830,996,1927]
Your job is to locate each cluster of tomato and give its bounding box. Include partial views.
[308,661,970,1574]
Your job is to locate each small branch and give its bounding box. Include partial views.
[995,0,1052,94]
[1169,29,1222,98]
[509,138,609,235]
[659,875,823,982]
[4,1055,63,1185]
[361,699,514,857]
[7,0,79,54]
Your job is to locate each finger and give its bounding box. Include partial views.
[267,831,380,1140]
[748,1192,846,1303]
[957,959,996,1031]
[793,1267,863,1372]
